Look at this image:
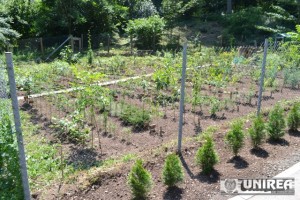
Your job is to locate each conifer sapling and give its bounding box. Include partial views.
[127,159,153,199]
[196,134,219,174]
[162,153,184,187]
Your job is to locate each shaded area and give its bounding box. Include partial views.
[179,154,194,179]
[288,130,300,137]
[250,147,269,158]
[227,156,249,169]
[195,170,220,184]
[267,138,289,146]
[163,186,183,200]
[179,154,220,183]
[67,147,100,170]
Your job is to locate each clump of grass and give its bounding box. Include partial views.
[120,104,151,129]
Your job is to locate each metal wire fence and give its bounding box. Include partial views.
[2,40,300,198]
[0,54,31,200]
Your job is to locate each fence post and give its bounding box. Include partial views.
[177,42,188,153]
[107,34,110,54]
[257,39,268,116]
[227,0,232,14]
[70,35,74,52]
[40,37,44,55]
[130,35,133,55]
[81,34,84,51]
[5,52,31,200]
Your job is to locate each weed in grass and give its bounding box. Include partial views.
[120,104,151,130]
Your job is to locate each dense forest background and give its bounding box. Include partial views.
[0,0,300,47]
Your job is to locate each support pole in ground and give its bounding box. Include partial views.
[227,0,232,14]
[81,34,84,52]
[107,34,110,54]
[40,37,44,56]
[5,52,31,200]
[177,42,188,153]
[257,39,268,116]
[71,35,74,52]
[130,35,133,55]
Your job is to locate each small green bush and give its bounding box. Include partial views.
[249,115,265,148]
[267,104,286,140]
[128,159,153,199]
[0,114,24,200]
[287,103,300,131]
[196,134,219,174]
[225,120,244,156]
[126,15,165,50]
[120,104,151,129]
[162,154,184,187]
[52,111,89,144]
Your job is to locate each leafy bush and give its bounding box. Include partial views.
[162,153,184,187]
[60,45,80,64]
[133,0,158,18]
[283,68,300,89]
[249,115,266,148]
[120,104,151,129]
[196,134,219,174]
[128,159,153,199]
[222,7,263,42]
[267,104,286,140]
[225,120,245,156]
[0,113,23,200]
[126,15,165,50]
[52,111,89,144]
[287,103,300,131]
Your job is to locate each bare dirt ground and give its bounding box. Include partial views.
[22,76,300,200]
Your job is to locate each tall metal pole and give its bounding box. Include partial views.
[227,0,232,14]
[257,39,268,116]
[5,52,31,200]
[178,42,188,153]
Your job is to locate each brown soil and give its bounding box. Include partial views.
[44,123,300,200]
[23,75,300,200]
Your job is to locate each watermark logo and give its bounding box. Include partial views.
[221,178,295,195]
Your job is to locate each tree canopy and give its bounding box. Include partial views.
[0,0,299,45]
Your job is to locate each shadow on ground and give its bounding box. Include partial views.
[67,146,100,170]
[288,130,300,137]
[179,154,220,184]
[227,156,249,169]
[163,186,183,200]
[250,147,269,158]
[267,138,289,146]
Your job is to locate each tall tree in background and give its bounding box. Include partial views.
[0,17,20,48]
[161,0,183,29]
[37,0,84,35]
[4,0,36,38]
